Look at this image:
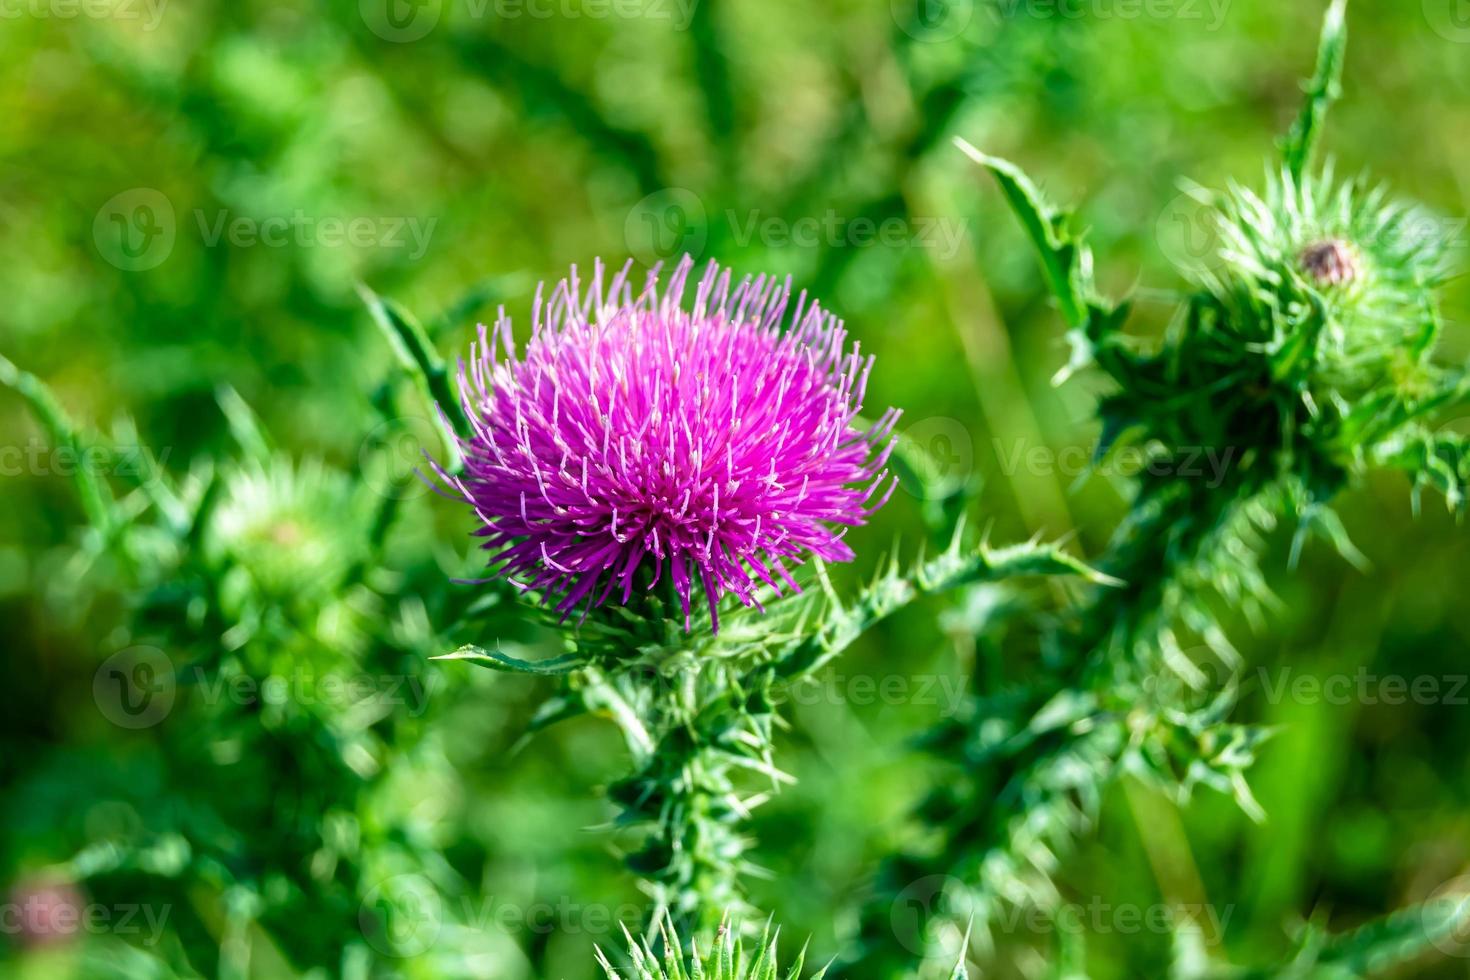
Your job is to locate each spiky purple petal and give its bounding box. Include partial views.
[436,256,899,631]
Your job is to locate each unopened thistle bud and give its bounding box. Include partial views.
[1299,238,1360,287]
[1211,169,1451,391]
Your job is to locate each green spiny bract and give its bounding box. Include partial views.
[596,915,829,980]
[1207,165,1451,396]
[853,0,1469,973]
[447,524,1105,941]
[594,913,972,980]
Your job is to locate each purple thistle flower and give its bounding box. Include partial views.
[436,256,900,632]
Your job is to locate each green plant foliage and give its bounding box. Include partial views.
[595,916,829,980]
[441,516,1102,940]
[593,913,973,980]
[1173,890,1470,978]
[852,2,1470,974]
[4,1,1469,977]
[2,345,523,977]
[4,256,1101,974]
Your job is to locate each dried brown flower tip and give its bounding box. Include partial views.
[1299,238,1361,286]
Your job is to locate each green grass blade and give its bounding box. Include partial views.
[1281,0,1349,180]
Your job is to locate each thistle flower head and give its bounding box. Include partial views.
[439,256,899,631]
[1211,166,1453,388]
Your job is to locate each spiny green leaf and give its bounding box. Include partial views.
[358,284,467,473]
[953,138,1091,332]
[1281,0,1349,181]
[431,643,582,675]
[775,526,1109,680]
[1183,890,1470,978]
[1311,892,1470,976]
[0,352,117,535]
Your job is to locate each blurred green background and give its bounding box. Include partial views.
[3,0,1470,976]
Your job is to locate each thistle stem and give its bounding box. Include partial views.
[603,657,758,941]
